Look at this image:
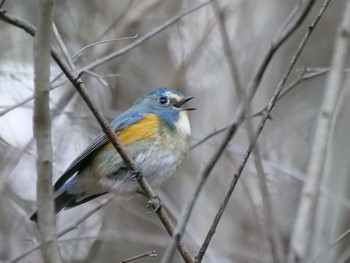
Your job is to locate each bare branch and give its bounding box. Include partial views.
[190,67,330,151]
[9,196,113,263]
[0,5,202,262]
[157,1,317,261]
[0,0,5,9]
[82,70,109,87]
[196,0,329,261]
[53,23,74,70]
[161,0,243,261]
[210,0,243,99]
[32,0,61,262]
[288,0,350,261]
[121,250,157,263]
[72,34,138,59]
[308,228,350,263]
[246,117,285,262]
[78,1,211,73]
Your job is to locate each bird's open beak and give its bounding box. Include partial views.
[174,96,196,111]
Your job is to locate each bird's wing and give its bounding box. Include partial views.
[53,111,145,192]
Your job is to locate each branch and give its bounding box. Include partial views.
[0,2,210,118]
[0,36,137,118]
[0,5,206,263]
[246,117,285,262]
[78,1,211,73]
[10,196,113,263]
[161,0,243,261]
[245,0,315,102]
[158,1,317,261]
[288,0,350,261]
[121,250,157,263]
[32,0,61,262]
[210,0,243,100]
[308,228,350,263]
[190,67,330,151]
[195,0,330,261]
[72,34,138,59]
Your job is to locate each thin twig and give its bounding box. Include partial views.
[245,0,315,102]
[190,67,329,150]
[161,0,243,261]
[0,1,210,118]
[82,70,109,87]
[0,37,133,118]
[33,0,61,262]
[78,1,211,73]
[0,0,5,9]
[121,250,157,263]
[53,23,75,70]
[170,14,218,88]
[0,5,200,263]
[9,197,113,263]
[288,0,350,261]
[245,115,285,262]
[96,0,134,41]
[160,1,317,261]
[72,34,138,59]
[57,198,113,238]
[195,0,329,261]
[211,0,243,100]
[308,228,350,263]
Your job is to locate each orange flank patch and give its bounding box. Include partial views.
[117,113,159,145]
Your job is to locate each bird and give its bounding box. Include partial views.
[30,87,194,222]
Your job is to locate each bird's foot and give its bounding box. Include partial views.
[130,166,143,181]
[147,195,163,213]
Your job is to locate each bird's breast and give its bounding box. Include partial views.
[117,113,159,145]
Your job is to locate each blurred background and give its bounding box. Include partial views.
[0,0,350,262]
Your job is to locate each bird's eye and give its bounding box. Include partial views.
[159,96,169,105]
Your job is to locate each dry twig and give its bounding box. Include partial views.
[190,68,330,151]
[157,1,316,261]
[121,250,157,263]
[0,3,212,262]
[161,0,243,261]
[195,0,329,261]
[288,0,350,261]
[308,228,350,263]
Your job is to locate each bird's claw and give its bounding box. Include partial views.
[130,167,143,181]
[147,196,163,213]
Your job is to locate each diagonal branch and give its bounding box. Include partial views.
[195,0,330,261]
[308,227,350,263]
[159,0,316,262]
[190,67,331,151]
[161,0,242,261]
[0,4,215,262]
[288,0,350,261]
[78,1,211,73]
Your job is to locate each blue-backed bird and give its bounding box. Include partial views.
[30,87,194,222]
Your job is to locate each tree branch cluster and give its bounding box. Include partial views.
[2,0,349,262]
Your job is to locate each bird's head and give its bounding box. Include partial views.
[135,87,195,133]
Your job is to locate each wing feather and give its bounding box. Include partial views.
[53,112,145,192]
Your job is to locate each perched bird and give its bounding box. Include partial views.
[30,87,194,222]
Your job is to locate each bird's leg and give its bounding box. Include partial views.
[130,166,162,212]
